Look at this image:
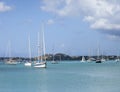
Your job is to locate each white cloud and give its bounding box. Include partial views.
[0,2,12,12]
[47,19,54,25]
[107,35,120,40]
[84,16,95,22]
[91,19,120,30]
[41,0,120,36]
[41,0,80,16]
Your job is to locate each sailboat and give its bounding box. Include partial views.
[51,56,58,64]
[115,51,120,62]
[51,47,58,64]
[34,24,46,68]
[81,56,86,62]
[101,51,106,62]
[95,44,101,63]
[101,55,106,62]
[115,56,120,62]
[115,58,120,62]
[87,49,94,62]
[24,36,32,66]
[5,41,17,65]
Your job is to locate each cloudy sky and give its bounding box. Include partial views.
[0,0,120,57]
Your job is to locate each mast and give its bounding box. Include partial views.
[97,42,100,59]
[88,48,91,59]
[42,23,46,62]
[116,50,120,61]
[40,25,43,62]
[28,35,31,62]
[37,32,40,62]
[33,24,46,68]
[42,24,46,62]
[8,41,11,60]
[52,48,55,61]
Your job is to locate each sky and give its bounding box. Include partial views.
[0,0,120,57]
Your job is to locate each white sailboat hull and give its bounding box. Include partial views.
[34,64,46,68]
[24,62,31,66]
[34,62,46,68]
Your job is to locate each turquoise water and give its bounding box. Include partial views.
[0,61,120,92]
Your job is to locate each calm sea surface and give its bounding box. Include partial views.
[0,61,120,92]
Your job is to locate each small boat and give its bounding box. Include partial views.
[87,58,96,62]
[51,60,58,64]
[101,58,106,62]
[115,55,120,62]
[34,61,46,68]
[96,44,101,63]
[5,41,18,65]
[24,62,31,66]
[115,58,120,62]
[81,56,86,62]
[95,59,101,63]
[24,36,32,66]
[5,59,17,65]
[51,49,58,64]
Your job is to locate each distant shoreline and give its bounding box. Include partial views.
[0,53,119,62]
